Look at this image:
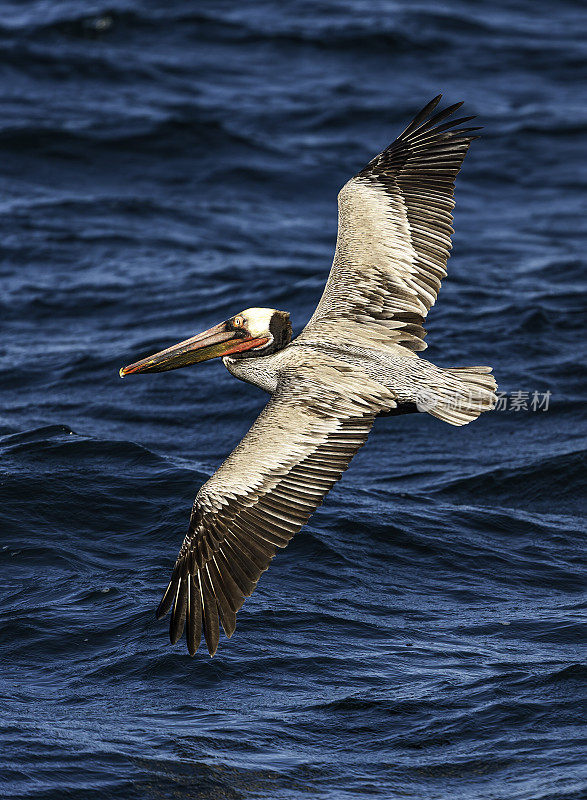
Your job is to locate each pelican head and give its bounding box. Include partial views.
[119,307,292,377]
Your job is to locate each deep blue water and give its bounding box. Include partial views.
[1,1,586,798]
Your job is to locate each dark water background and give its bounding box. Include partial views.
[1,1,586,798]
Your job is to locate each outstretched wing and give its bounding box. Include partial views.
[156,354,396,656]
[300,95,480,353]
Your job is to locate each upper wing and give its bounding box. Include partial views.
[300,95,480,354]
[156,353,396,656]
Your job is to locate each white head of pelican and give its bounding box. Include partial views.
[120,308,292,376]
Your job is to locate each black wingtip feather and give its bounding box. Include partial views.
[431,115,477,134]
[169,576,187,644]
[201,572,220,657]
[186,575,202,656]
[156,578,177,620]
[207,564,237,639]
[397,95,443,139]
[426,100,464,123]
[399,97,473,145]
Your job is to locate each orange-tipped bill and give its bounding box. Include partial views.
[119,321,269,377]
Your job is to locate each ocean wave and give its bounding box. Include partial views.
[430,448,586,510]
[0,113,267,158]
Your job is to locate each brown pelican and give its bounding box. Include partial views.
[120,96,497,656]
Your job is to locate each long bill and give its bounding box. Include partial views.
[119,321,269,377]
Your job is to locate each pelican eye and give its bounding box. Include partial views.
[233,315,245,328]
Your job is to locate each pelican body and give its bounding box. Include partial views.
[120,97,497,656]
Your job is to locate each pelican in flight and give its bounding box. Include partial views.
[120,96,497,656]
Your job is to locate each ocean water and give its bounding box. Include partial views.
[1,1,586,798]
